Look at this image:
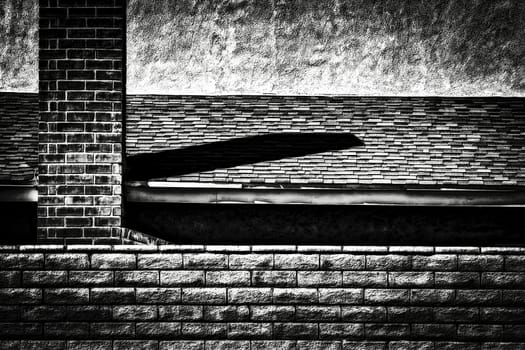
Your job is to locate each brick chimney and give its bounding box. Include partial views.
[38,0,125,244]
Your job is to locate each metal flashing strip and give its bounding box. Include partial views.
[0,186,37,202]
[126,185,525,207]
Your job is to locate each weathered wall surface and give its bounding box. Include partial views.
[127,0,525,96]
[1,245,525,348]
[0,0,37,91]
[2,0,524,95]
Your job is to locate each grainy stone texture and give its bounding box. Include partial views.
[0,245,524,347]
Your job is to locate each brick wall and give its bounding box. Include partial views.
[1,245,524,349]
[38,0,125,243]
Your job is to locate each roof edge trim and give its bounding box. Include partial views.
[126,186,525,207]
[0,186,37,202]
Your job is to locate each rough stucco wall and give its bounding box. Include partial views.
[0,0,37,92]
[127,0,525,96]
[1,1,524,94]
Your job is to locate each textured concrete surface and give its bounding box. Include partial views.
[127,0,525,96]
[2,0,524,95]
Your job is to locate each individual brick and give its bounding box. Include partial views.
[43,322,90,337]
[204,340,250,350]
[136,322,181,337]
[411,324,456,339]
[364,289,409,305]
[412,255,457,271]
[297,341,342,350]
[274,323,318,339]
[44,288,89,304]
[410,289,455,305]
[0,323,42,337]
[274,254,319,270]
[159,305,203,321]
[480,343,525,350]
[21,340,68,350]
[457,324,503,340]
[114,270,159,286]
[0,306,20,321]
[434,342,480,350]
[90,322,135,337]
[459,255,504,271]
[0,254,44,269]
[481,307,525,322]
[389,341,433,350]
[69,271,114,286]
[319,288,362,304]
[203,306,250,321]
[320,254,365,270]
[364,323,410,339]
[229,288,272,304]
[66,306,112,322]
[90,288,134,304]
[342,306,386,322]
[253,271,296,287]
[21,305,66,321]
[161,271,205,286]
[388,272,434,287]
[113,341,158,350]
[273,288,317,304]
[136,288,181,304]
[456,290,501,305]
[252,340,296,350]
[183,254,227,269]
[91,254,136,269]
[182,288,227,304]
[45,253,89,269]
[298,271,342,287]
[366,255,410,270]
[0,271,21,287]
[502,325,525,340]
[343,272,387,287]
[387,307,433,322]
[482,272,525,288]
[182,322,227,338]
[342,341,386,350]
[435,272,480,288]
[160,341,204,350]
[228,323,272,339]
[296,306,340,321]
[206,271,251,286]
[320,323,363,339]
[112,305,157,321]
[229,254,273,269]
[138,253,183,269]
[505,256,525,271]
[250,306,295,321]
[433,307,479,322]
[502,290,525,305]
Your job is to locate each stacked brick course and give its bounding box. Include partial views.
[1,245,524,349]
[38,0,125,243]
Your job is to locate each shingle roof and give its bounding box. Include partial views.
[126,95,525,188]
[1,93,524,188]
[0,92,38,184]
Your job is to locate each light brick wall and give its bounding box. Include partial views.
[1,245,524,348]
[38,0,125,243]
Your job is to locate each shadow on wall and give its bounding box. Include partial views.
[0,202,36,244]
[126,132,363,181]
[125,203,525,245]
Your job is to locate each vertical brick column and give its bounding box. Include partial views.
[38,0,125,243]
